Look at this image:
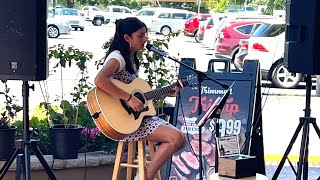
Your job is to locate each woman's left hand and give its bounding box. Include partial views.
[167,86,180,97]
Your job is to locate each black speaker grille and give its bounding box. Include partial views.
[0,0,48,81]
[284,0,320,74]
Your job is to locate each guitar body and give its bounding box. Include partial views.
[87,78,156,140]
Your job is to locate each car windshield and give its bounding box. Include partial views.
[48,10,53,18]
[253,23,285,37]
[136,10,155,16]
[58,9,79,16]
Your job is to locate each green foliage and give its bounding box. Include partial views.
[48,44,93,126]
[13,118,52,155]
[0,80,23,129]
[265,0,285,14]
[254,0,268,5]
[209,0,230,13]
[27,102,107,155]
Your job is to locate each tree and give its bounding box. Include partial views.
[266,0,285,15]
[208,0,230,12]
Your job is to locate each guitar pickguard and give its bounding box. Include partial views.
[120,99,150,120]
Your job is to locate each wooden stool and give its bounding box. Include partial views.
[112,140,161,180]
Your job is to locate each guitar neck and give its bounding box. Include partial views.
[144,83,178,100]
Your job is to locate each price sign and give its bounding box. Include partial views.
[166,59,262,179]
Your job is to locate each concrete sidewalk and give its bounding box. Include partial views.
[261,88,320,168]
[265,164,320,180]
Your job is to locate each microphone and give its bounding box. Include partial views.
[146,44,168,57]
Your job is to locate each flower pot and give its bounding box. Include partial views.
[0,126,16,160]
[49,124,83,159]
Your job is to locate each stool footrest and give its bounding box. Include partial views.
[134,159,151,164]
[112,141,161,180]
[120,163,139,168]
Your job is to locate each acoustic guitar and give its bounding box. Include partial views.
[87,77,194,140]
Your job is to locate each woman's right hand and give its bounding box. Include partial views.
[127,95,144,112]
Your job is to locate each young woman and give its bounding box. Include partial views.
[94,17,186,180]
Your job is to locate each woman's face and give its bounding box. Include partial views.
[128,27,148,52]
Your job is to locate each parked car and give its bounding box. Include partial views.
[243,19,303,88]
[184,13,211,37]
[195,17,213,42]
[214,19,264,67]
[202,13,228,48]
[55,8,85,31]
[202,14,273,49]
[135,7,161,28]
[47,9,72,38]
[234,39,249,71]
[137,8,194,35]
[81,5,133,26]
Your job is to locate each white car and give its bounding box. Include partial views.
[81,5,133,26]
[47,10,72,38]
[55,8,85,31]
[243,19,303,88]
[136,8,194,35]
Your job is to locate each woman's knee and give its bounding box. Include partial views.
[170,131,186,150]
[178,132,187,150]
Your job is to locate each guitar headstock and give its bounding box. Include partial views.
[179,75,198,90]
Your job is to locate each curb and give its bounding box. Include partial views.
[264,154,320,167]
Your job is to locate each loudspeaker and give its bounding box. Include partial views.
[284,0,320,75]
[0,0,48,81]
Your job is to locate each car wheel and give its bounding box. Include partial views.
[94,18,103,26]
[47,26,60,38]
[161,26,171,36]
[195,30,201,43]
[270,61,302,88]
[80,28,84,31]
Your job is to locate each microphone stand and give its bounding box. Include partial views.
[163,54,229,180]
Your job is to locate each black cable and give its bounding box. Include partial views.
[84,127,89,180]
[239,29,283,152]
[177,93,200,162]
[239,83,270,152]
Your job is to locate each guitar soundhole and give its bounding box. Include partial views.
[133,92,145,104]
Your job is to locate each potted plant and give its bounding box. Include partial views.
[45,44,93,159]
[0,80,22,160]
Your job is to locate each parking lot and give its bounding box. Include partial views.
[2,20,320,179]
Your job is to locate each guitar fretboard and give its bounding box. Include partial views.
[144,82,179,100]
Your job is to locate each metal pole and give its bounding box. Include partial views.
[197,0,201,14]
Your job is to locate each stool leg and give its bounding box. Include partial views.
[112,142,125,180]
[148,141,161,180]
[126,141,135,180]
[138,141,147,180]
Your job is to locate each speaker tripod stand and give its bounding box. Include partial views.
[272,74,320,180]
[0,81,57,180]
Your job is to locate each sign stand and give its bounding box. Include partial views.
[166,59,265,179]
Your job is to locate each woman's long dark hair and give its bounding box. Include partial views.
[106,17,147,74]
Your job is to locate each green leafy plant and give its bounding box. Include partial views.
[46,44,93,128]
[0,80,23,129]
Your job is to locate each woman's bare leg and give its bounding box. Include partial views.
[143,124,186,180]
